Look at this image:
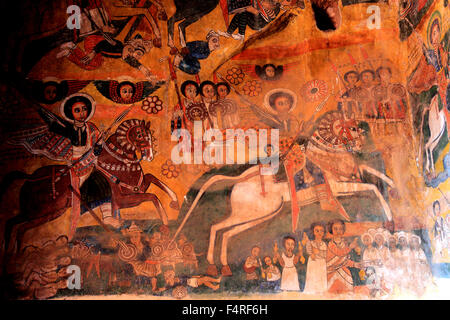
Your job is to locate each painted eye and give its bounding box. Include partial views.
[74,108,80,113]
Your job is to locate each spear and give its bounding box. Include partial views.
[346,50,360,73]
[329,59,349,92]
[359,45,375,70]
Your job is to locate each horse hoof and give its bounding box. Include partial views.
[169,47,179,56]
[103,217,121,229]
[207,264,218,277]
[221,265,233,277]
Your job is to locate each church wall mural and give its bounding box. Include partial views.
[0,0,448,300]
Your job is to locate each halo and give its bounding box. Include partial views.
[263,88,297,115]
[427,11,442,48]
[60,93,96,122]
[42,77,62,83]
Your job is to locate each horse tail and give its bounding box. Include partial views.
[0,171,33,202]
[169,166,261,244]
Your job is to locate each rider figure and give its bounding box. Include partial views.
[38,93,120,238]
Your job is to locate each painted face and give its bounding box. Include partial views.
[388,238,396,249]
[44,85,57,102]
[273,96,292,114]
[398,236,407,248]
[284,238,295,252]
[410,237,420,249]
[202,84,216,99]
[362,235,372,247]
[185,84,197,100]
[379,69,391,83]
[346,73,358,85]
[208,36,220,51]
[264,257,272,266]
[130,232,141,245]
[120,84,134,101]
[434,204,441,216]
[251,247,260,257]
[217,85,229,99]
[71,102,88,121]
[374,234,384,246]
[431,24,440,45]
[331,223,345,237]
[313,225,325,241]
[132,49,145,60]
[361,72,374,85]
[265,66,276,78]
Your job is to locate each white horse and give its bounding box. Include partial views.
[422,96,447,174]
[171,118,396,276]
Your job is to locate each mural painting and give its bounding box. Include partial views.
[0,0,448,300]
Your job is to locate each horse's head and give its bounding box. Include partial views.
[116,119,154,162]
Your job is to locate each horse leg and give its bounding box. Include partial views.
[116,193,168,225]
[426,130,444,175]
[219,202,284,276]
[99,202,121,228]
[145,174,178,209]
[206,218,245,276]
[333,181,393,221]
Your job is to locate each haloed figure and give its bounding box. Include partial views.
[200,80,218,129]
[303,222,328,294]
[326,219,361,294]
[338,71,359,118]
[211,82,240,129]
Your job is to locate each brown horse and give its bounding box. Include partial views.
[1,119,179,259]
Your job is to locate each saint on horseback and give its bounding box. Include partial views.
[170,88,398,277]
[408,13,450,185]
[2,93,179,258]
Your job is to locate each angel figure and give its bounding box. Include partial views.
[6,75,92,105]
[94,80,165,104]
[238,62,300,82]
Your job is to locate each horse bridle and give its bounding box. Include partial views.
[102,141,143,164]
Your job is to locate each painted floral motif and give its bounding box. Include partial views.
[226,67,245,85]
[301,79,328,102]
[142,96,164,114]
[243,80,263,97]
[161,159,181,178]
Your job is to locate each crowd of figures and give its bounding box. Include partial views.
[242,220,433,297]
[69,222,223,296]
[336,67,408,125]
